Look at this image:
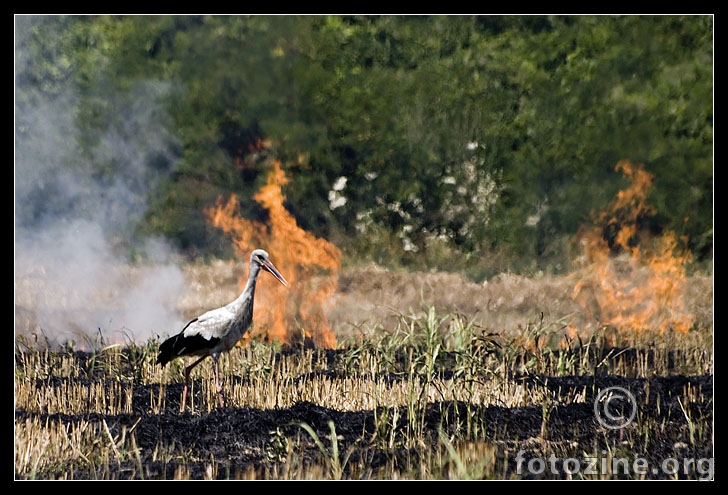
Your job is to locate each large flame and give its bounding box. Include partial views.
[205,159,341,349]
[572,160,694,337]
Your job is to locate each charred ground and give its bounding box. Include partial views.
[14,346,713,480]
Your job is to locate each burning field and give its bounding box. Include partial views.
[571,160,697,338]
[14,159,713,479]
[16,159,710,351]
[204,159,340,350]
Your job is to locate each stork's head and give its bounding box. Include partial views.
[251,249,289,287]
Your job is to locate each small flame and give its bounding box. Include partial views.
[572,160,694,338]
[205,159,341,349]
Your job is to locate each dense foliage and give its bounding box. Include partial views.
[15,15,713,279]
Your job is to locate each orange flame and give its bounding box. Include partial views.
[572,160,694,337]
[204,159,341,349]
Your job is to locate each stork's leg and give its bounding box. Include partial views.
[213,356,225,408]
[181,355,208,413]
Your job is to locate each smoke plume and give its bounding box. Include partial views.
[15,17,186,349]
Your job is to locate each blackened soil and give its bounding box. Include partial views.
[15,359,713,480]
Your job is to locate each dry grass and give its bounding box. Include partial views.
[330,263,713,346]
[14,336,713,479]
[14,260,714,479]
[14,257,713,349]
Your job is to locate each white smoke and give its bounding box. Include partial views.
[15,17,187,350]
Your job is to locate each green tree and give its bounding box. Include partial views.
[16,15,712,274]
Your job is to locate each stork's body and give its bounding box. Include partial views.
[157,249,288,412]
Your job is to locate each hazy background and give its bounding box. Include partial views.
[15,19,187,347]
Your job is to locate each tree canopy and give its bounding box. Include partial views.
[15,15,713,279]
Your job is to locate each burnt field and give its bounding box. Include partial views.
[14,265,714,480]
[14,347,714,480]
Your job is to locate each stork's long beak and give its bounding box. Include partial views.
[262,259,289,287]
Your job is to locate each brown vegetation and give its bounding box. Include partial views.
[14,262,713,479]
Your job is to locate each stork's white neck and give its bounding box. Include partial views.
[231,262,261,307]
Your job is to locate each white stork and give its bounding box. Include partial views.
[157,249,288,412]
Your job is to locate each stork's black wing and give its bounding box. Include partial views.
[157,318,222,366]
